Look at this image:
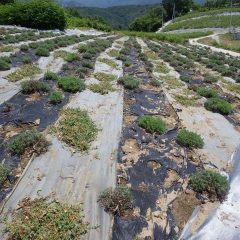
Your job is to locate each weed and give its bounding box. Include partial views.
[8,130,48,156]
[44,71,58,81]
[204,98,233,115]
[20,45,29,52]
[36,47,50,57]
[197,87,218,98]
[53,50,68,59]
[204,74,218,83]
[0,58,11,71]
[6,198,89,240]
[180,75,191,83]
[89,81,115,95]
[108,49,119,58]
[48,91,64,104]
[94,72,115,82]
[82,60,94,69]
[118,76,139,89]
[53,108,98,151]
[138,115,166,134]
[21,80,50,94]
[98,186,132,216]
[98,58,118,69]
[58,76,85,93]
[22,56,32,64]
[7,64,40,82]
[0,164,10,186]
[154,61,170,74]
[191,170,229,201]
[64,52,78,62]
[176,129,204,149]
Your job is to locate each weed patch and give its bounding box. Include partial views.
[89,81,115,95]
[53,108,98,152]
[6,198,89,240]
[94,72,115,82]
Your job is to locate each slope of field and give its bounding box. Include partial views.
[162,8,240,32]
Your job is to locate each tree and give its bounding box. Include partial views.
[0,0,14,4]
[162,0,193,20]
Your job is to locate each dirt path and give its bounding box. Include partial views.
[0,36,127,240]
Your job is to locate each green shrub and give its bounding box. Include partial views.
[0,164,10,186]
[180,75,191,82]
[204,74,218,83]
[138,115,166,134]
[8,130,47,156]
[64,52,78,62]
[36,47,50,57]
[191,170,229,201]
[0,58,11,71]
[176,129,204,149]
[21,80,50,94]
[98,186,132,216]
[197,87,218,98]
[118,76,139,89]
[20,45,29,52]
[44,71,58,81]
[204,98,233,115]
[22,56,32,64]
[58,76,85,93]
[0,0,66,30]
[48,91,64,104]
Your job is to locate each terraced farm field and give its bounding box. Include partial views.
[0,26,239,240]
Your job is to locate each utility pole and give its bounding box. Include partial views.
[172,2,176,20]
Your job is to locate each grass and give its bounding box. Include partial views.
[6,198,89,240]
[53,108,98,152]
[0,58,11,71]
[204,98,233,115]
[21,80,50,94]
[58,76,85,93]
[154,61,170,74]
[22,56,32,64]
[98,58,118,69]
[180,75,192,83]
[174,93,199,107]
[197,87,218,98]
[8,130,48,156]
[20,45,29,52]
[7,64,40,82]
[48,91,64,104]
[0,45,14,52]
[204,74,218,83]
[44,71,58,81]
[107,49,119,58]
[0,164,10,186]
[89,81,115,95]
[222,79,240,95]
[118,76,139,89]
[138,115,166,134]
[191,169,229,201]
[120,31,213,44]
[176,129,204,149]
[54,50,68,59]
[163,75,184,88]
[98,186,132,216]
[64,52,79,62]
[94,72,116,82]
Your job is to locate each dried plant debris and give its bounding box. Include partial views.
[6,198,89,240]
[53,108,98,152]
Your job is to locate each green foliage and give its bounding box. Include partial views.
[176,129,204,149]
[6,198,89,240]
[20,45,29,52]
[64,52,79,62]
[204,98,233,115]
[0,164,10,186]
[98,186,132,216]
[180,75,191,82]
[44,71,58,81]
[0,0,66,30]
[191,170,229,200]
[36,47,50,57]
[53,108,98,152]
[98,58,118,69]
[138,115,166,134]
[129,6,164,32]
[8,130,46,156]
[118,76,139,89]
[48,91,64,104]
[22,56,32,64]
[89,81,115,95]
[197,87,218,98]
[94,72,115,82]
[21,80,49,94]
[58,76,85,93]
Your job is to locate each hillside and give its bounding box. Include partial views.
[76,4,157,29]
